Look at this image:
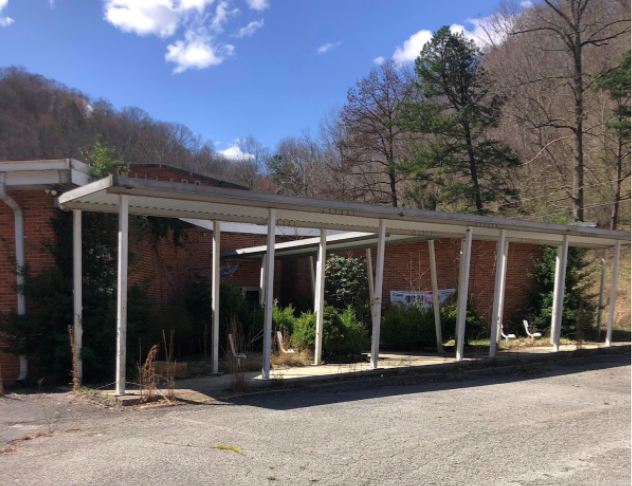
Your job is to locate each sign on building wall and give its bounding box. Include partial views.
[390,289,455,309]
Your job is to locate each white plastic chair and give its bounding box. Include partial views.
[500,324,516,344]
[522,320,542,342]
[277,331,295,354]
[228,334,247,361]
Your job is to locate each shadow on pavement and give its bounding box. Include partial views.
[221,353,630,411]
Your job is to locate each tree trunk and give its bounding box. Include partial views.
[387,131,398,207]
[572,37,585,221]
[610,136,623,230]
[463,121,483,213]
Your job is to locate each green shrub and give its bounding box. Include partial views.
[291,305,368,357]
[381,304,437,349]
[440,298,488,344]
[380,297,487,349]
[324,255,369,310]
[273,303,296,334]
[524,246,595,338]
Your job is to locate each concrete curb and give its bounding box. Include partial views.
[219,344,631,398]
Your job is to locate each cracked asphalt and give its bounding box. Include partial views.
[1,353,630,485]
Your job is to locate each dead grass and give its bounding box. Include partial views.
[1,431,53,454]
[139,344,159,403]
[271,350,313,369]
[68,325,80,392]
[211,444,245,456]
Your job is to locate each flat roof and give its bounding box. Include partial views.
[57,175,631,248]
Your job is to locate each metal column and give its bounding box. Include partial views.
[261,209,277,380]
[211,220,221,374]
[313,229,327,365]
[605,241,622,346]
[428,240,443,353]
[455,228,473,362]
[115,195,129,395]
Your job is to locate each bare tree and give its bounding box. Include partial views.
[341,61,415,207]
[512,0,630,221]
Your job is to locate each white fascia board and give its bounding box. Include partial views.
[57,176,632,247]
[181,218,346,237]
[0,159,90,188]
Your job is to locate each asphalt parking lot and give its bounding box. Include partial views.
[1,353,630,485]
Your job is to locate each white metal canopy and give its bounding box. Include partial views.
[58,175,630,248]
[57,175,629,394]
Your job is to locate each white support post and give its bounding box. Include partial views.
[309,255,316,300]
[550,246,562,345]
[211,220,221,374]
[261,209,276,380]
[313,229,327,365]
[489,230,507,358]
[595,250,607,341]
[259,254,267,307]
[605,241,621,347]
[495,241,509,347]
[115,195,129,395]
[366,248,374,303]
[428,240,443,353]
[552,236,569,352]
[370,220,386,369]
[455,228,473,362]
[72,209,83,384]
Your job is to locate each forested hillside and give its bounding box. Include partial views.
[0,0,629,228]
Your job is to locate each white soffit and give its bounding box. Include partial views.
[57,176,631,249]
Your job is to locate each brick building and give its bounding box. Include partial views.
[0,159,542,385]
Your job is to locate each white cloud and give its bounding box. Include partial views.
[0,0,14,27]
[219,145,254,160]
[233,19,263,38]
[459,16,512,48]
[104,0,181,37]
[520,1,533,8]
[211,0,239,32]
[373,56,385,65]
[317,41,341,54]
[179,0,215,11]
[166,30,234,73]
[392,29,432,66]
[103,0,263,73]
[245,0,268,11]
[392,16,512,65]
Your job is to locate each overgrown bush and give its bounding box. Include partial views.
[380,297,487,349]
[324,255,369,310]
[440,298,488,344]
[381,304,437,349]
[291,305,368,357]
[524,246,595,338]
[273,303,296,335]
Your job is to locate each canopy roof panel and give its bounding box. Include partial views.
[57,176,631,248]
[221,232,426,260]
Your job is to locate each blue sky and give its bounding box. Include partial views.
[0,0,507,157]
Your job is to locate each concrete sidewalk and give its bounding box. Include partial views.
[103,341,631,404]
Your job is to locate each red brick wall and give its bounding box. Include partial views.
[304,238,541,325]
[0,190,57,384]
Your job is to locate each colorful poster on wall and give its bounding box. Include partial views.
[389,289,455,309]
